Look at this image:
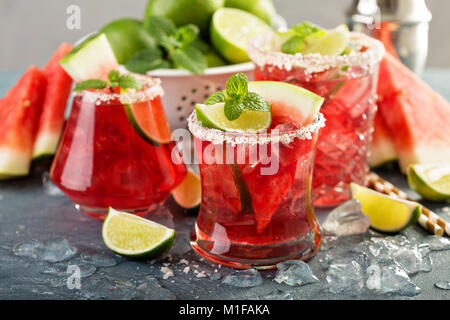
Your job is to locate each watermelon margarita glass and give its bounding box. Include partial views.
[248,32,385,207]
[188,106,325,268]
[50,75,186,219]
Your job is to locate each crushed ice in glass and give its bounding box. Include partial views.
[13,237,77,263]
[222,269,263,288]
[274,260,319,287]
[322,199,371,236]
[435,281,450,290]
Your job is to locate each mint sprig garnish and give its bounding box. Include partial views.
[205,73,271,121]
[126,16,206,75]
[73,70,142,92]
[281,21,325,55]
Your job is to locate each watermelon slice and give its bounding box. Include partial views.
[32,43,74,159]
[376,53,450,172]
[369,111,397,167]
[0,66,47,179]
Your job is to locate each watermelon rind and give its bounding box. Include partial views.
[0,148,31,180]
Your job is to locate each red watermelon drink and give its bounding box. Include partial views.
[50,75,186,219]
[189,74,325,268]
[248,23,384,207]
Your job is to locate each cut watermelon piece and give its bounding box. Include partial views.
[369,111,397,167]
[33,43,74,159]
[0,66,47,179]
[59,33,119,82]
[376,53,450,172]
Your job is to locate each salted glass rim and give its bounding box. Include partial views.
[187,111,325,146]
[72,74,164,104]
[247,31,385,74]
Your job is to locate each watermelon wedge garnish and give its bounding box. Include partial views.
[370,111,397,167]
[376,53,450,172]
[0,66,47,179]
[33,43,74,160]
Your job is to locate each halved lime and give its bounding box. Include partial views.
[211,8,274,63]
[171,169,201,209]
[102,208,176,258]
[350,183,421,233]
[59,33,119,82]
[408,163,450,201]
[302,25,350,56]
[124,102,173,145]
[195,102,272,132]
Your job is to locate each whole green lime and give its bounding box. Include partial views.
[144,0,224,36]
[224,0,277,26]
[100,18,157,64]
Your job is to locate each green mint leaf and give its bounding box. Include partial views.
[108,70,120,83]
[73,79,107,92]
[118,75,142,90]
[224,99,245,121]
[110,81,119,89]
[190,38,210,53]
[225,73,248,99]
[175,24,199,48]
[170,45,206,74]
[243,92,271,112]
[292,21,323,38]
[144,16,177,50]
[281,35,306,54]
[125,48,170,74]
[205,91,226,105]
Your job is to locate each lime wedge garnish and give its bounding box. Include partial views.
[211,8,274,64]
[124,101,172,145]
[171,169,201,209]
[302,25,350,56]
[350,183,421,233]
[407,163,450,201]
[195,102,272,132]
[102,208,176,258]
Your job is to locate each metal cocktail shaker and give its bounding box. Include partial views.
[348,0,432,74]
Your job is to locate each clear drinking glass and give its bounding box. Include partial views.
[188,110,325,269]
[50,76,186,219]
[248,32,384,207]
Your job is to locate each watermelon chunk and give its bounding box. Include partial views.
[33,43,74,159]
[0,66,47,179]
[376,53,450,172]
[369,111,397,167]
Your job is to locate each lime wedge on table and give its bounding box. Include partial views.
[102,208,176,258]
[195,103,272,132]
[350,183,421,233]
[407,163,450,201]
[302,25,350,56]
[211,8,274,63]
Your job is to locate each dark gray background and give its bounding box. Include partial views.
[0,0,448,71]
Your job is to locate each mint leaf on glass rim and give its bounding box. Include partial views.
[171,45,207,75]
[292,21,323,38]
[118,75,142,90]
[281,35,306,55]
[225,73,248,99]
[108,70,120,83]
[125,48,170,74]
[224,99,245,121]
[205,91,226,105]
[73,79,107,92]
[243,92,271,112]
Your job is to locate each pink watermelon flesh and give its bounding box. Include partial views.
[0,66,47,179]
[370,111,397,167]
[376,53,450,172]
[33,43,74,159]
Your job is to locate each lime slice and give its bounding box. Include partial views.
[102,208,176,258]
[408,163,450,201]
[211,8,274,63]
[302,25,350,56]
[124,101,172,145]
[350,183,421,233]
[195,103,272,132]
[171,169,201,209]
[59,33,119,82]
